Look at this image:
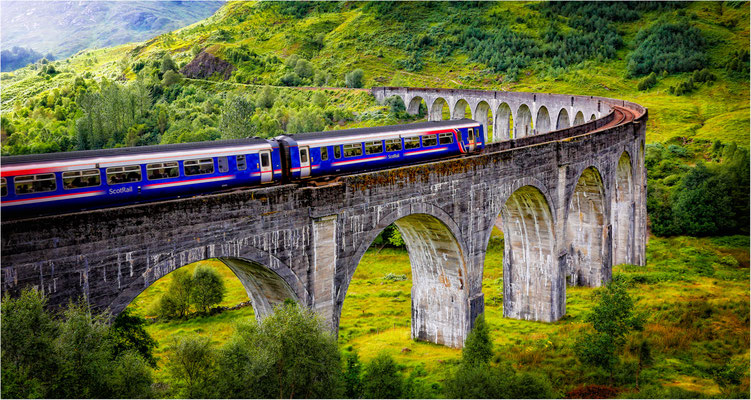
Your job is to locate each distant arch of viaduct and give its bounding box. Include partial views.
[1,86,647,349]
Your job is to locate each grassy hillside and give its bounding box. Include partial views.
[1,1,748,154]
[127,231,749,397]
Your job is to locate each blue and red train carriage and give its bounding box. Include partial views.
[1,119,484,217]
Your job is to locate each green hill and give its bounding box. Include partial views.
[1,1,748,156]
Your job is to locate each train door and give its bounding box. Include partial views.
[467,127,476,152]
[259,150,272,183]
[299,146,311,178]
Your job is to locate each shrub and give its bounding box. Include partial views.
[190,265,226,313]
[345,68,364,88]
[166,335,217,398]
[637,72,658,91]
[362,353,403,398]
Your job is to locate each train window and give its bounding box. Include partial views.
[344,143,363,158]
[107,166,142,185]
[300,148,309,164]
[14,173,57,194]
[422,134,438,147]
[320,147,328,161]
[1,178,7,197]
[260,152,271,168]
[236,155,247,171]
[385,139,402,152]
[404,136,420,150]
[365,140,383,155]
[333,145,341,159]
[218,157,229,173]
[184,159,214,176]
[63,169,101,189]
[468,128,475,141]
[439,132,453,145]
[146,162,179,180]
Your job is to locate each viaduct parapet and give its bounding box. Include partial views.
[1,87,647,349]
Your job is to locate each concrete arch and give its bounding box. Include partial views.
[453,98,472,120]
[590,113,597,121]
[565,166,609,287]
[500,185,560,322]
[429,97,450,121]
[613,151,634,265]
[474,101,492,142]
[407,96,426,116]
[495,102,513,141]
[107,245,306,319]
[536,106,551,134]
[574,111,585,126]
[556,108,570,130]
[515,104,533,138]
[340,204,469,348]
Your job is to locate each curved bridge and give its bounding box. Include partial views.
[0,86,647,348]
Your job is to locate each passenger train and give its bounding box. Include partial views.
[0,119,484,218]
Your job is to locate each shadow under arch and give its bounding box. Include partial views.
[515,104,533,138]
[565,166,610,287]
[556,108,571,130]
[573,111,585,126]
[407,95,427,116]
[453,98,472,119]
[495,102,513,141]
[339,205,469,348]
[429,97,451,121]
[536,106,551,134]
[613,151,634,265]
[498,185,560,322]
[107,246,308,319]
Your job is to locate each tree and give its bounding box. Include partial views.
[109,308,158,367]
[214,303,342,398]
[256,86,276,109]
[166,335,217,398]
[574,278,644,384]
[362,353,403,398]
[462,314,493,365]
[108,350,154,399]
[162,70,182,86]
[345,68,365,88]
[161,53,177,74]
[220,95,255,139]
[190,265,226,313]
[294,59,314,79]
[1,289,58,399]
[343,350,363,398]
[52,301,117,398]
[157,268,193,319]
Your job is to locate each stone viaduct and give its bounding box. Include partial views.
[1,87,647,349]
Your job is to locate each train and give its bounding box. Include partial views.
[1,119,484,218]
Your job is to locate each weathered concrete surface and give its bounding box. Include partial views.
[1,87,647,348]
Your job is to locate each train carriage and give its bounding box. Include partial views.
[276,119,484,179]
[0,138,282,217]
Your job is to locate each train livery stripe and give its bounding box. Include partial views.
[296,123,480,147]
[405,147,449,156]
[1,190,106,206]
[143,175,235,190]
[453,129,466,154]
[331,156,386,167]
[2,144,272,177]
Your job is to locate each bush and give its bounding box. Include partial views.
[190,265,226,313]
[362,353,403,398]
[345,68,364,88]
[157,269,193,319]
[637,72,658,91]
[214,303,342,398]
[166,335,217,398]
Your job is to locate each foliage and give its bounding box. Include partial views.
[157,268,194,319]
[637,72,658,91]
[462,313,493,366]
[345,68,365,88]
[574,278,644,383]
[166,335,217,398]
[190,265,226,313]
[362,353,404,398]
[627,19,706,77]
[343,349,364,398]
[109,308,158,367]
[214,302,342,398]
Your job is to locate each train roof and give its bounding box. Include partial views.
[1,137,274,166]
[281,119,479,146]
